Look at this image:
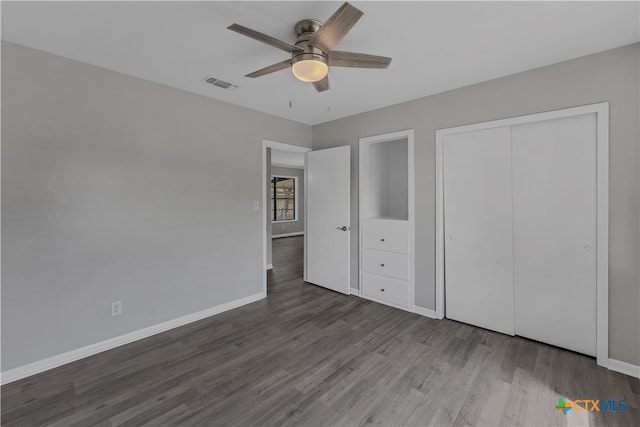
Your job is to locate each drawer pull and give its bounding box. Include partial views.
[380,263,385,267]
[380,288,385,292]
[380,238,385,242]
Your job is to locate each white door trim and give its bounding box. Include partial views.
[435,102,609,368]
[262,140,311,295]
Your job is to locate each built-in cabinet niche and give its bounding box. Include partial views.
[359,130,414,311]
[366,139,409,220]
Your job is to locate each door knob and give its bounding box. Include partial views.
[380,263,385,267]
[337,226,348,231]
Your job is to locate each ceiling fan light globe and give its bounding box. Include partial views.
[291,57,328,83]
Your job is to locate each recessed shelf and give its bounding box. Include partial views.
[364,138,408,221]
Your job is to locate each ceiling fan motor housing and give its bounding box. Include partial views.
[292,19,328,63]
[291,19,328,82]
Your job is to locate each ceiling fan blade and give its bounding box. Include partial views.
[308,2,363,52]
[313,75,330,92]
[245,59,291,78]
[329,51,392,68]
[228,23,303,53]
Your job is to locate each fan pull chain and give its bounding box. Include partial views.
[289,83,294,109]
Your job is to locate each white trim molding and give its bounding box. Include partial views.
[272,231,304,239]
[1,291,265,385]
[265,264,273,270]
[435,102,609,367]
[264,140,311,153]
[350,287,360,296]
[608,359,640,379]
[413,306,440,319]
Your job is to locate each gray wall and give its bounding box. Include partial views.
[270,166,305,236]
[312,43,640,366]
[1,42,312,371]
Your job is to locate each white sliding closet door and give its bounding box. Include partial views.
[443,127,515,335]
[511,114,597,356]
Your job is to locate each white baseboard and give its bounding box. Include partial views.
[1,291,266,385]
[608,358,640,379]
[413,305,440,319]
[265,264,273,270]
[350,287,360,296]
[272,231,304,239]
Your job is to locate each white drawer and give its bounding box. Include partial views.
[362,249,409,281]
[361,273,409,308]
[361,226,408,254]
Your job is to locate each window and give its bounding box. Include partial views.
[271,176,296,221]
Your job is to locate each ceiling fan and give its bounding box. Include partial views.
[228,2,392,92]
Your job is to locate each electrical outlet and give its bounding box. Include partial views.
[111,301,122,316]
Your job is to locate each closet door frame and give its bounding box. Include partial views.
[434,102,609,368]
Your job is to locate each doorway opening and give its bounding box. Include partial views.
[262,140,311,295]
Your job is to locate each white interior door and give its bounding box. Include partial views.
[512,114,597,356]
[305,146,351,294]
[443,127,515,335]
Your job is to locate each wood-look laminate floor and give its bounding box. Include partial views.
[2,236,639,426]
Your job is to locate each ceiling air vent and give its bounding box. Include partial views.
[202,75,238,90]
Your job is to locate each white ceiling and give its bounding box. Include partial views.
[2,1,639,125]
[271,149,305,169]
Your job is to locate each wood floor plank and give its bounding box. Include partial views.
[2,236,639,427]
